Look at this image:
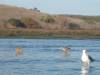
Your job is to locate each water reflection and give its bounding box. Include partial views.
[81,64,90,75]
[62,50,70,57]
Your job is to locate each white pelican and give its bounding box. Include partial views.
[81,49,94,65]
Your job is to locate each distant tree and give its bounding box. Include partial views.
[33,7,40,12]
[30,7,40,12]
[8,18,26,28]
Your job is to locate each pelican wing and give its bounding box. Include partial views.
[88,55,94,62]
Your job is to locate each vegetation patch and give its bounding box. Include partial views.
[21,17,41,28]
[82,17,100,24]
[8,18,26,28]
[39,15,55,23]
[68,23,80,29]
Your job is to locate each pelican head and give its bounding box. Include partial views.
[82,49,87,53]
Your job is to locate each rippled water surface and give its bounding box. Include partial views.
[0,39,100,75]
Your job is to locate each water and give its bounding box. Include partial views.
[0,39,100,75]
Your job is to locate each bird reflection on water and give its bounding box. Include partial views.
[81,63,90,75]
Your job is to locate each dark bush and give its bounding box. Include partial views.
[8,18,26,28]
[68,23,80,29]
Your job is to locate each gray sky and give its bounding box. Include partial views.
[0,0,100,15]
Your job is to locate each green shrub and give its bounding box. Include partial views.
[40,15,55,23]
[21,17,33,25]
[8,18,26,28]
[21,17,41,28]
[82,17,100,24]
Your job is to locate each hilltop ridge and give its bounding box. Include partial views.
[0,4,100,29]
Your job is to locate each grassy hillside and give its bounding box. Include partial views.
[0,4,100,29]
[0,4,100,39]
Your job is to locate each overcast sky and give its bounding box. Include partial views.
[0,0,100,15]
